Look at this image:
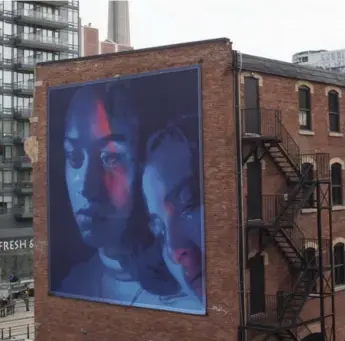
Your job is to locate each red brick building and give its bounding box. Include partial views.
[32,38,345,341]
[79,23,133,57]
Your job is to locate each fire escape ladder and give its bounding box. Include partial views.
[275,329,299,341]
[265,114,301,182]
[269,227,304,270]
[253,164,314,260]
[264,142,300,184]
[278,256,319,324]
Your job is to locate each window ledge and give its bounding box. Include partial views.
[299,130,315,136]
[301,208,317,214]
[332,205,345,211]
[329,132,343,137]
[335,285,345,292]
[308,293,320,298]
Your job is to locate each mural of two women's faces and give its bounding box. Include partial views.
[48,66,206,315]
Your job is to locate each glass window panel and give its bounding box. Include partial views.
[3,170,12,183]
[3,95,11,109]
[4,146,12,158]
[3,121,11,135]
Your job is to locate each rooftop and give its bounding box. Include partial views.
[240,53,345,87]
[36,37,345,88]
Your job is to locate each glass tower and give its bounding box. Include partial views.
[0,0,79,283]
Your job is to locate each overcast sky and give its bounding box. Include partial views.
[79,0,345,62]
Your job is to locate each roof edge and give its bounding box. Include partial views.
[237,51,345,87]
[37,37,231,67]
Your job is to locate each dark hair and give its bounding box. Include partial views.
[65,81,181,296]
[146,122,201,211]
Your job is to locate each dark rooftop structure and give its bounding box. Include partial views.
[240,53,345,87]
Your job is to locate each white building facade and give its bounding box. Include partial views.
[292,49,345,72]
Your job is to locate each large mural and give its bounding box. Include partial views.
[47,66,206,315]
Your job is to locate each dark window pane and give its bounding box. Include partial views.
[334,243,345,286]
[332,187,342,205]
[332,164,342,184]
[331,164,343,205]
[304,248,317,293]
[329,112,340,132]
[299,87,310,110]
[302,163,314,208]
[329,91,339,113]
[299,87,311,129]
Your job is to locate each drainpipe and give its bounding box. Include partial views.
[233,50,247,341]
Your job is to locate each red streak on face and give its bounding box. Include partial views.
[94,99,130,209]
[105,166,130,208]
[92,100,111,138]
[164,201,174,217]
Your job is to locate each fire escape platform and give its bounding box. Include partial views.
[242,107,334,341]
[242,133,282,143]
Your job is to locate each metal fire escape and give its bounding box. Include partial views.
[241,109,336,341]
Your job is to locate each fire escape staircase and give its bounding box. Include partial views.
[243,109,326,341]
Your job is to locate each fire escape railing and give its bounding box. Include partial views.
[243,108,331,333]
[276,113,300,170]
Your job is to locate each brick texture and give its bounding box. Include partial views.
[100,41,116,54]
[33,39,240,341]
[82,26,99,56]
[241,73,345,340]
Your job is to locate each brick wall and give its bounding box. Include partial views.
[33,39,240,341]
[241,71,345,340]
[81,26,99,56]
[100,41,116,54]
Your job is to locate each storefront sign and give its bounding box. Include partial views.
[0,238,33,252]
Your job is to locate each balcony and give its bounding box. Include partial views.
[12,33,70,53]
[13,56,37,72]
[13,107,32,120]
[0,108,13,119]
[246,292,294,328]
[0,29,12,45]
[14,9,69,30]
[14,205,33,220]
[0,4,13,21]
[0,133,13,144]
[13,156,32,170]
[0,157,13,168]
[0,82,13,94]
[13,81,34,96]
[14,181,33,195]
[23,0,69,6]
[0,183,13,192]
[13,132,27,145]
[0,55,14,70]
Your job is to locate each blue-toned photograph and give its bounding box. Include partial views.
[47,66,206,315]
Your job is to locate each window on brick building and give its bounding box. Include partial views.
[304,247,317,293]
[299,86,311,130]
[301,162,314,208]
[329,90,340,132]
[331,163,343,205]
[334,243,345,286]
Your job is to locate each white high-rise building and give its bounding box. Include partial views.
[292,49,345,72]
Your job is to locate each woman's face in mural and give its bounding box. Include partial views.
[64,87,137,250]
[142,129,203,300]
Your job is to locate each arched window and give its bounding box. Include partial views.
[299,86,311,130]
[304,247,317,293]
[334,243,345,286]
[331,163,343,205]
[302,162,314,208]
[329,90,340,133]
